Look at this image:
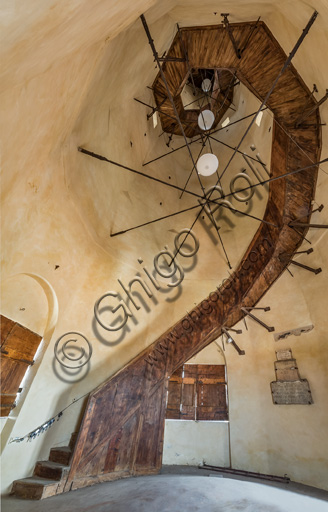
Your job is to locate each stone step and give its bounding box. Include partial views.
[34,460,70,481]
[49,446,72,465]
[12,476,59,500]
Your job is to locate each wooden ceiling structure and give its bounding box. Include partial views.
[152,61,235,137]
[13,20,322,496]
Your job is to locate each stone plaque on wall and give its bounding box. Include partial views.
[274,359,300,381]
[270,349,313,405]
[276,349,292,360]
[271,380,313,405]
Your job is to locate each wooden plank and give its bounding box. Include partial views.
[0,315,15,345]
[166,380,181,418]
[1,323,42,362]
[0,357,29,394]
[1,405,14,417]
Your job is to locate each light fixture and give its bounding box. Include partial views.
[198,109,215,130]
[196,153,219,176]
[201,78,212,92]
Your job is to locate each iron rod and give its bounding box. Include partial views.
[218,10,318,183]
[141,14,232,267]
[221,158,328,202]
[134,97,194,126]
[200,464,290,483]
[208,134,264,164]
[140,15,202,183]
[142,108,268,167]
[78,147,326,217]
[110,203,202,236]
[178,138,209,200]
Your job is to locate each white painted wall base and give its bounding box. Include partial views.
[162,419,229,467]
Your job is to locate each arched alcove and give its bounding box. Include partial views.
[1,273,58,450]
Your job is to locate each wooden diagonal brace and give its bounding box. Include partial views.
[228,339,245,355]
[222,327,245,355]
[289,222,328,229]
[241,307,275,332]
[158,56,186,62]
[279,251,322,275]
[290,260,322,274]
[221,13,241,59]
[293,248,313,256]
[295,89,328,127]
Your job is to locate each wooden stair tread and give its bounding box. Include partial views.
[12,477,60,500]
[34,459,70,481]
[49,446,72,464]
[13,476,59,486]
[51,446,71,452]
[36,460,69,469]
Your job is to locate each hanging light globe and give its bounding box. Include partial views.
[201,78,212,92]
[196,153,219,176]
[198,109,215,131]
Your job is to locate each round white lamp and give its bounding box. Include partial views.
[196,153,219,176]
[201,78,212,92]
[198,109,215,131]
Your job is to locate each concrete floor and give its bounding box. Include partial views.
[2,471,328,512]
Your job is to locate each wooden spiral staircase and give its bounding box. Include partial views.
[11,19,322,499]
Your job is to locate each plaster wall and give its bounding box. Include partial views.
[1,0,328,495]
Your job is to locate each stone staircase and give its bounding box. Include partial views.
[11,432,78,500]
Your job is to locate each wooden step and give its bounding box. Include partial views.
[12,476,59,500]
[34,460,70,481]
[69,431,79,450]
[49,446,72,465]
